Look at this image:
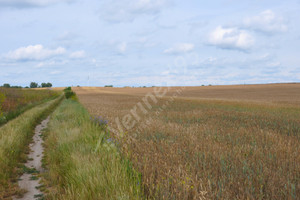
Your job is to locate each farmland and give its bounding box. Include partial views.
[0,88,59,126]
[73,84,300,199]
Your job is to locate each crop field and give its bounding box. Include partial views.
[0,88,59,125]
[73,84,300,199]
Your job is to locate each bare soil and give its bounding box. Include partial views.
[14,117,50,200]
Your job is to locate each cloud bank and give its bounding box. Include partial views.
[5,45,66,61]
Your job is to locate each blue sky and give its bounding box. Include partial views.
[0,0,299,87]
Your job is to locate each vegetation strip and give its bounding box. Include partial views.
[0,87,60,126]
[42,98,143,199]
[0,96,63,199]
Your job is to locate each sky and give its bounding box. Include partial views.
[0,0,300,87]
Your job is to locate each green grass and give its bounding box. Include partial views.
[0,96,62,199]
[42,99,143,200]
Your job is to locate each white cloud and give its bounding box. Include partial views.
[70,50,85,59]
[244,10,288,34]
[164,43,195,54]
[5,44,66,61]
[208,26,254,51]
[100,0,171,22]
[0,0,74,8]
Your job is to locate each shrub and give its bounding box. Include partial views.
[63,87,72,92]
[64,87,77,100]
[64,91,75,99]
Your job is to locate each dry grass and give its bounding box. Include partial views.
[0,87,59,125]
[74,84,300,199]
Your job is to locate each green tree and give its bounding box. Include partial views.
[41,82,52,88]
[3,83,10,88]
[30,82,38,88]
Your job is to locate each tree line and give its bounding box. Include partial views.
[1,82,52,88]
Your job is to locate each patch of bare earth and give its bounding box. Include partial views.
[14,117,50,200]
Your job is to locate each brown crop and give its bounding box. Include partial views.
[74,84,300,199]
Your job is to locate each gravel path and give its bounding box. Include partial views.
[14,116,50,200]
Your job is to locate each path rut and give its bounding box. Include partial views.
[14,116,50,200]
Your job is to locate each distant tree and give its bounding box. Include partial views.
[41,82,52,88]
[30,82,38,88]
[104,85,113,87]
[3,83,10,88]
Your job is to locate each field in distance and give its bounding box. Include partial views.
[75,83,300,105]
[73,83,300,199]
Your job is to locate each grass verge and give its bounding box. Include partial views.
[42,99,143,200]
[0,96,63,199]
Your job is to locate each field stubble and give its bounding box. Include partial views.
[74,84,300,199]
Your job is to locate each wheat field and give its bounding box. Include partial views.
[73,84,300,199]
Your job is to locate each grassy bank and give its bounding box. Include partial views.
[0,96,62,199]
[43,99,142,199]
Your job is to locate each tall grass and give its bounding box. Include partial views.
[42,99,143,200]
[0,88,60,126]
[76,90,300,199]
[0,96,62,199]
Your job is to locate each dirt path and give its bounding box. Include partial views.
[14,116,50,200]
